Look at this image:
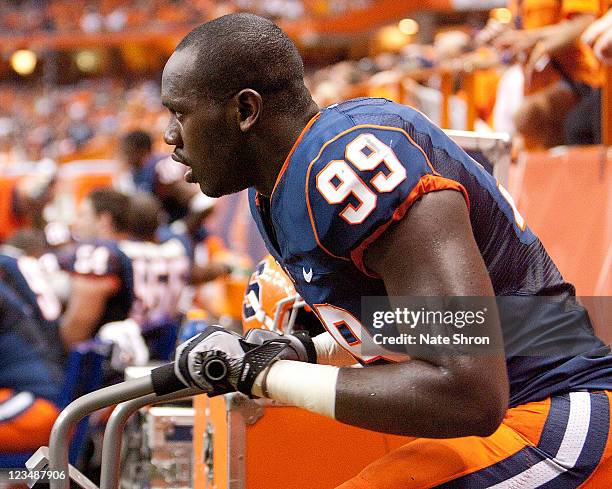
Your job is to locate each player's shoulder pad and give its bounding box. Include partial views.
[306,124,440,261]
[62,240,127,277]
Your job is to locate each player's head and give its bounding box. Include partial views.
[161,13,314,197]
[127,192,165,242]
[120,130,153,168]
[74,188,131,241]
[242,255,324,336]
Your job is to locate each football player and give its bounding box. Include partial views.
[59,188,192,359]
[0,250,63,361]
[118,130,199,222]
[163,14,612,488]
[0,283,62,452]
[121,191,191,358]
[57,188,134,349]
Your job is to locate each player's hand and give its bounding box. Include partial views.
[174,325,303,397]
[244,328,317,363]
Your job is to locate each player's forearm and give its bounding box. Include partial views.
[258,355,508,438]
[335,358,508,437]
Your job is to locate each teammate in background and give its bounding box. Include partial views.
[122,192,191,358]
[118,129,199,222]
[0,283,62,452]
[164,14,612,487]
[158,192,230,284]
[0,251,63,362]
[58,189,134,350]
[59,187,191,357]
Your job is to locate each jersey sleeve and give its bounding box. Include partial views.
[59,242,126,278]
[305,125,468,276]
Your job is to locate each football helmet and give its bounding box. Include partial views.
[242,255,305,334]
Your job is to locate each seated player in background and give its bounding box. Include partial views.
[57,188,134,350]
[0,250,63,363]
[0,283,62,453]
[118,129,199,222]
[165,15,612,487]
[122,192,191,359]
[59,188,191,359]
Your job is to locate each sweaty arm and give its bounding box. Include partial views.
[60,274,119,349]
[257,190,509,438]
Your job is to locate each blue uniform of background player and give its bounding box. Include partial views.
[0,282,62,452]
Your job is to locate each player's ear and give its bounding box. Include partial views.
[235,89,262,133]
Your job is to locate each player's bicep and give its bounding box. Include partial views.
[364,189,509,404]
[364,190,492,297]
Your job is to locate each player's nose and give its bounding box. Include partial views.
[164,119,182,147]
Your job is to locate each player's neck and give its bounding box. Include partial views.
[255,103,319,197]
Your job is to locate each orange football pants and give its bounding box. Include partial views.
[337,391,612,489]
[0,388,59,453]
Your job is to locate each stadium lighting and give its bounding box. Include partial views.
[398,18,419,36]
[378,25,410,51]
[491,8,512,24]
[75,50,100,73]
[10,49,37,75]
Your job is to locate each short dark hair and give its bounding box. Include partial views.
[88,188,131,234]
[127,192,164,241]
[121,130,152,153]
[176,13,309,113]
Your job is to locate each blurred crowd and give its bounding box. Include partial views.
[0,81,168,166]
[1,2,610,171]
[1,0,373,35]
[1,0,206,35]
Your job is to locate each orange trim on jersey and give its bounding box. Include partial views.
[312,303,403,364]
[350,174,470,278]
[0,389,59,452]
[311,304,362,362]
[270,112,321,200]
[306,125,439,262]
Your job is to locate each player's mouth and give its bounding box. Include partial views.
[171,151,195,183]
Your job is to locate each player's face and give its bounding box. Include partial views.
[73,198,100,240]
[161,50,252,198]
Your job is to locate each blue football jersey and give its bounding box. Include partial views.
[0,283,62,404]
[249,98,612,407]
[58,239,134,334]
[0,253,61,327]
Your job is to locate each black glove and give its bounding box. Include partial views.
[174,325,312,397]
[243,328,317,364]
